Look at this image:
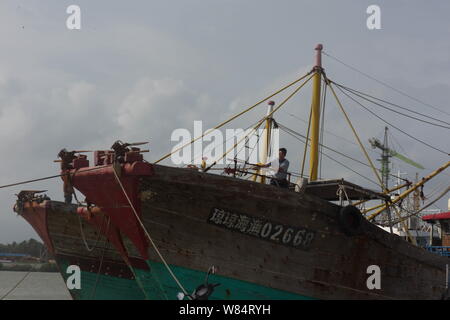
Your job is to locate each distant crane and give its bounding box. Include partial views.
[369,127,425,241]
[369,126,424,190]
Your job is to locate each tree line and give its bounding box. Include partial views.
[0,238,46,258]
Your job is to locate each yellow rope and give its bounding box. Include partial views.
[205,73,315,170]
[205,120,265,171]
[154,71,313,164]
[326,81,385,189]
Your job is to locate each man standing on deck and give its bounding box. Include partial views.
[257,148,290,188]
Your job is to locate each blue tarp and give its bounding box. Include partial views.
[0,253,30,257]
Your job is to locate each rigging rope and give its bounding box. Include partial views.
[286,110,410,181]
[366,161,450,221]
[204,120,265,172]
[111,165,190,298]
[334,83,450,129]
[425,179,449,199]
[386,186,450,225]
[392,205,417,245]
[322,50,450,117]
[204,73,315,172]
[278,122,406,181]
[0,165,109,190]
[280,125,380,186]
[326,80,385,189]
[387,129,412,164]
[187,117,264,169]
[154,71,313,164]
[319,78,328,179]
[333,82,449,156]
[287,112,359,147]
[334,83,450,127]
[300,106,312,178]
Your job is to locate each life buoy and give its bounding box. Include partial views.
[338,205,363,236]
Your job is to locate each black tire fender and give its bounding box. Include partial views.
[338,205,363,236]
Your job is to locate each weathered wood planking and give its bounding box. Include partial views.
[22,161,448,300]
[133,164,448,299]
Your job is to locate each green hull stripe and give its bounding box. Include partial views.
[136,260,314,300]
[58,259,145,300]
[57,258,314,300]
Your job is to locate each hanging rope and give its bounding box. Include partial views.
[78,215,101,252]
[337,184,352,205]
[111,165,190,298]
[72,185,106,253]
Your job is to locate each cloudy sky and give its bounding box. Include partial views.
[0,0,449,243]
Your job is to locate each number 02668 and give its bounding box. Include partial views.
[208,208,315,250]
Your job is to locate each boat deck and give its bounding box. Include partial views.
[304,179,389,201]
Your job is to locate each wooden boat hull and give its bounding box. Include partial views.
[15,199,312,300]
[14,161,450,299]
[14,200,147,300]
[64,162,449,300]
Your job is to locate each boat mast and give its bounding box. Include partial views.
[254,101,275,183]
[308,44,323,181]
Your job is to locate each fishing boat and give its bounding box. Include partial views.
[14,45,450,300]
[13,191,149,299]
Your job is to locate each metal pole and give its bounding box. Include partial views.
[255,101,275,184]
[430,223,434,246]
[308,44,323,181]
